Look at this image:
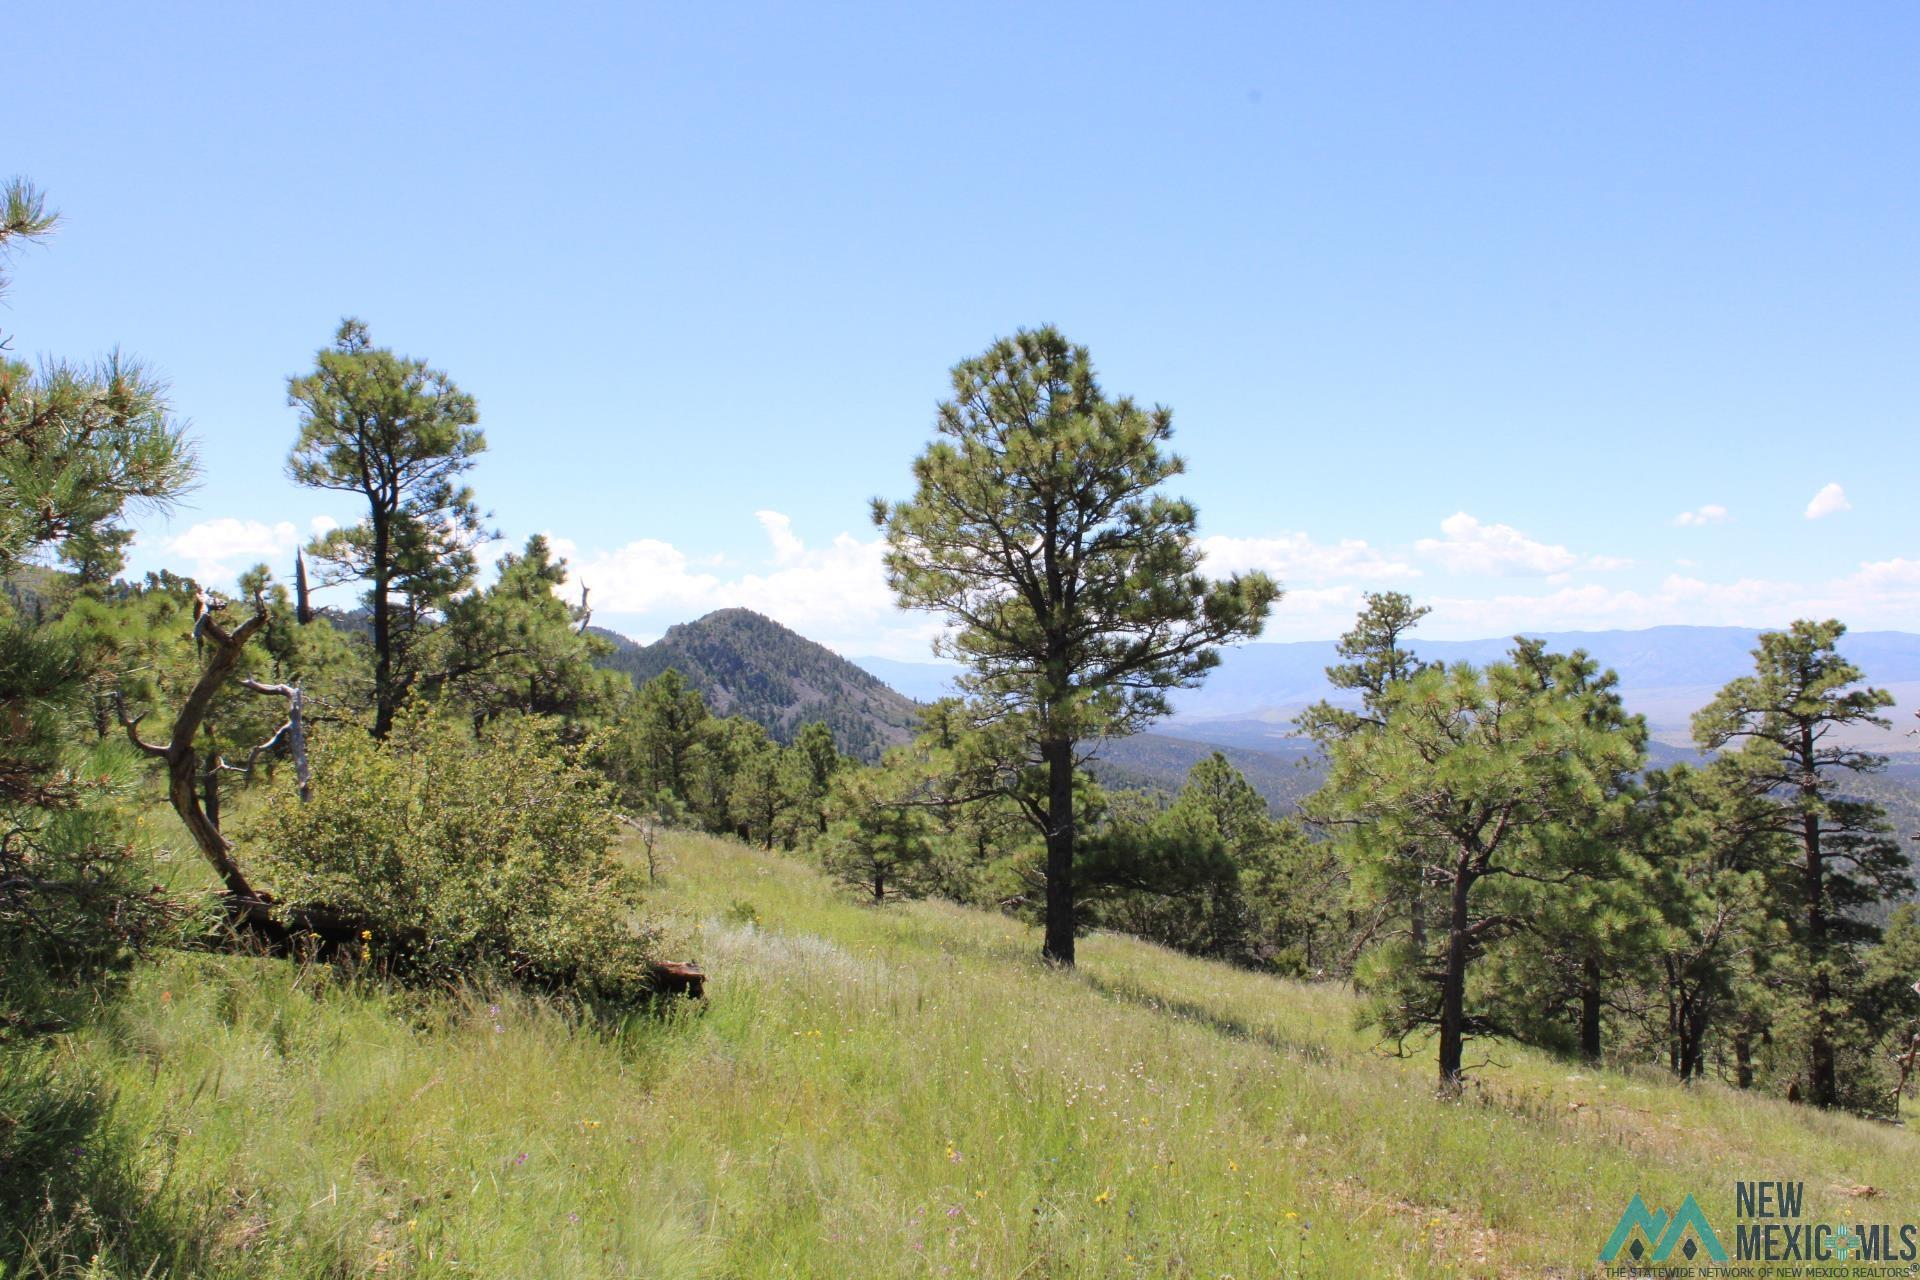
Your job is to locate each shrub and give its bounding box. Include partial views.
[248,710,658,1002]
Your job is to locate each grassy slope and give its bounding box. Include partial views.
[47,830,1920,1279]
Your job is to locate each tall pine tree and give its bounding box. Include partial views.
[1692,619,1911,1107]
[286,319,486,737]
[873,327,1277,965]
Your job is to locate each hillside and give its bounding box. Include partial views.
[1088,732,1322,813]
[592,608,921,762]
[54,828,1920,1277]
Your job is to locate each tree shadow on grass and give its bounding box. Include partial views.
[1073,968,1342,1070]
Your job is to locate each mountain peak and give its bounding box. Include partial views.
[594,609,920,762]
[676,606,779,631]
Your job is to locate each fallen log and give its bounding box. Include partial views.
[214,892,706,1000]
[648,960,706,999]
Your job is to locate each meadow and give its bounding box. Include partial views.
[15,828,1917,1278]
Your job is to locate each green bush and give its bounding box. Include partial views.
[248,710,659,1003]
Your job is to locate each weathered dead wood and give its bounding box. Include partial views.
[294,549,312,624]
[1893,1028,1920,1119]
[217,893,411,959]
[650,960,705,999]
[240,678,311,800]
[117,597,707,1001]
[118,594,269,898]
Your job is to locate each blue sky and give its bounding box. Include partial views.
[10,2,1917,657]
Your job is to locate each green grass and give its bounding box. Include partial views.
[14,829,1918,1278]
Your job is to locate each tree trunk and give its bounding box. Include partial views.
[1665,956,1682,1076]
[1893,1031,1919,1119]
[120,603,270,899]
[371,516,395,739]
[1041,736,1076,967]
[287,686,311,800]
[294,549,312,624]
[1800,724,1835,1107]
[1437,863,1472,1093]
[202,760,221,835]
[1734,1031,1754,1089]
[1579,953,1602,1063]
[1677,991,1707,1081]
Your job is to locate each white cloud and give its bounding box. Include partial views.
[1849,557,1920,590]
[1241,583,1377,642]
[1413,557,1920,639]
[1805,483,1851,520]
[1198,531,1417,584]
[755,510,805,565]
[558,512,942,660]
[1673,504,1729,527]
[163,517,302,580]
[1414,512,1579,576]
[550,537,722,616]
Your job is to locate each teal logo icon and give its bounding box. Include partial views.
[1600,1193,1728,1263]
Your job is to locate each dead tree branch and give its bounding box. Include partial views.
[117,599,270,898]
[240,678,312,800]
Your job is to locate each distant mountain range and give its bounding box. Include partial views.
[582,614,1920,825]
[590,609,920,762]
[857,625,1920,756]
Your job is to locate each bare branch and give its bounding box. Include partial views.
[113,695,168,758]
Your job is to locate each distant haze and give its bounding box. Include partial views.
[856,625,1920,754]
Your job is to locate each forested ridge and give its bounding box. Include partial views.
[588,608,921,762]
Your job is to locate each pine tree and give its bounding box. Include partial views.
[873,327,1277,965]
[438,535,621,728]
[1299,593,1430,956]
[823,765,937,904]
[1,179,196,969]
[1315,655,1644,1092]
[1864,905,1920,1116]
[1497,640,1653,1062]
[731,734,804,851]
[285,319,486,737]
[1692,619,1912,1107]
[1299,591,1430,741]
[612,669,710,809]
[791,721,843,840]
[1,180,193,577]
